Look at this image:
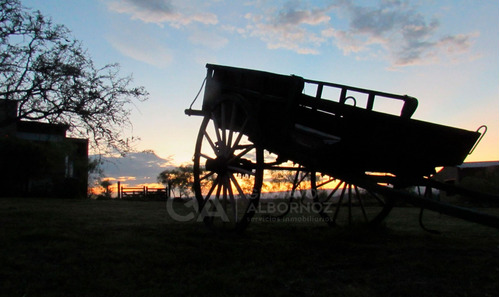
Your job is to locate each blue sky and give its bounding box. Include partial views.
[23,0,499,168]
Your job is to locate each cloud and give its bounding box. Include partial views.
[328,0,475,67]
[235,0,475,65]
[188,30,229,50]
[108,32,173,68]
[108,0,218,27]
[92,151,175,187]
[275,2,331,26]
[107,0,476,66]
[107,0,226,58]
[241,2,333,54]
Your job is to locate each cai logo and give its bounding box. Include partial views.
[165,197,230,222]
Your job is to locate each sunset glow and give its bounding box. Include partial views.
[22,0,498,186]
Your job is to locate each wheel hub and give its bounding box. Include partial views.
[205,155,233,174]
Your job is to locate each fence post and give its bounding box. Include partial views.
[117,182,121,199]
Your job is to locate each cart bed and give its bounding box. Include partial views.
[198,64,480,178]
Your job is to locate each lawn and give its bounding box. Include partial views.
[0,197,497,297]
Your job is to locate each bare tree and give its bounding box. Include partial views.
[0,0,148,154]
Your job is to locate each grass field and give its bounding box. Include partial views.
[0,197,497,297]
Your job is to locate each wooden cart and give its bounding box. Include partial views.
[185,64,497,231]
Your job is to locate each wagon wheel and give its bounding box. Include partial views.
[258,164,311,219]
[193,97,264,231]
[311,173,394,227]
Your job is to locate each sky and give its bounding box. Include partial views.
[22,0,499,185]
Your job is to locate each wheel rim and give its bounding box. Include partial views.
[311,173,393,227]
[193,99,263,230]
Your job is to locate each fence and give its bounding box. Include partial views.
[117,182,168,200]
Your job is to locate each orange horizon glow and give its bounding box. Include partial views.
[89,180,166,198]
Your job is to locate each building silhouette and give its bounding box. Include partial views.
[0,100,88,198]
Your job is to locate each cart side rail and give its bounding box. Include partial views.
[302,78,418,118]
[195,64,418,119]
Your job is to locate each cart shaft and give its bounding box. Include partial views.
[359,180,498,228]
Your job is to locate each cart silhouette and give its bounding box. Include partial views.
[186,64,497,231]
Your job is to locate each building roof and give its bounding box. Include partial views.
[16,121,69,136]
[458,161,499,169]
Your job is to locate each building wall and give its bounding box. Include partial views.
[434,162,499,197]
[0,100,17,136]
[0,101,89,198]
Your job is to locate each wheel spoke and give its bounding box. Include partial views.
[227,102,237,150]
[333,185,347,222]
[290,169,306,191]
[230,145,255,163]
[233,144,254,150]
[221,103,227,146]
[200,153,214,162]
[227,178,237,222]
[222,177,228,220]
[200,171,215,182]
[355,185,368,222]
[230,118,248,153]
[211,113,223,147]
[228,165,255,176]
[324,181,343,202]
[214,176,223,202]
[366,189,385,206]
[316,177,336,189]
[230,174,248,200]
[202,175,219,206]
[203,131,219,156]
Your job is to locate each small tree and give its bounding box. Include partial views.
[100,179,113,198]
[157,169,176,198]
[270,170,310,198]
[157,165,193,198]
[270,170,308,190]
